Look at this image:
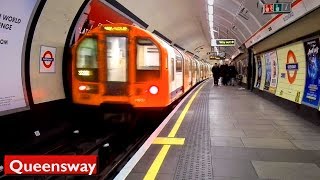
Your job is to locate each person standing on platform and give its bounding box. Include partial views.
[228,62,238,86]
[211,63,220,86]
[220,62,229,85]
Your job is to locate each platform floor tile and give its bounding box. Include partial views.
[213,158,259,179]
[252,161,320,180]
[291,140,320,150]
[211,137,244,147]
[241,138,297,149]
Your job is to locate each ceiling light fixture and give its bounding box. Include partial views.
[208,0,214,6]
[209,14,213,22]
[208,5,213,15]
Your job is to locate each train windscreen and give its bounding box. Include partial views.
[76,37,98,82]
[136,39,160,82]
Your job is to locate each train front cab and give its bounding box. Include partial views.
[72,24,170,112]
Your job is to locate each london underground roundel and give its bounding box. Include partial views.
[286,50,298,84]
[42,51,54,68]
[39,46,56,73]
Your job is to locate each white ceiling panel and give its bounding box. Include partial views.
[115,0,299,61]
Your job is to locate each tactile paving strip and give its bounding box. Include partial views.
[174,83,213,180]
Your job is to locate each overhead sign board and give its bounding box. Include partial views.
[211,39,236,46]
[209,55,223,60]
[263,3,292,14]
[207,52,217,56]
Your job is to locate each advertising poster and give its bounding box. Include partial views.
[301,38,320,109]
[255,55,262,89]
[72,0,133,44]
[275,41,306,104]
[0,0,38,114]
[264,50,278,94]
[259,54,266,91]
[264,52,272,91]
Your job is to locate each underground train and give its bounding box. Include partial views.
[71,23,212,120]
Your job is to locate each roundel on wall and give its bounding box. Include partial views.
[286,50,298,84]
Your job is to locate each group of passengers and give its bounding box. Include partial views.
[211,62,238,86]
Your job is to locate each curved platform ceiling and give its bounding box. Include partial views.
[116,0,295,62]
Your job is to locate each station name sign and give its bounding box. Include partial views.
[286,63,298,71]
[263,3,292,14]
[211,39,235,46]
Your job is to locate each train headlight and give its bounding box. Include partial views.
[79,85,87,91]
[149,86,159,95]
[78,85,98,93]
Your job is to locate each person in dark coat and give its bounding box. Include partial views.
[211,63,220,86]
[228,62,238,86]
[220,63,229,85]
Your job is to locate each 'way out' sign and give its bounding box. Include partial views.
[211,39,236,46]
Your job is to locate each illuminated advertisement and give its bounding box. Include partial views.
[301,38,320,109]
[275,41,306,104]
[255,55,262,89]
[264,50,278,94]
[259,54,266,90]
[72,0,133,44]
[264,52,272,91]
[0,0,38,114]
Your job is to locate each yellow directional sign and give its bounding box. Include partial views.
[211,39,236,46]
[209,55,223,60]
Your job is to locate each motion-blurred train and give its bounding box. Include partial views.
[71,23,212,120]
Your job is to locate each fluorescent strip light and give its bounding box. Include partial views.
[209,22,213,28]
[209,14,213,22]
[208,5,213,15]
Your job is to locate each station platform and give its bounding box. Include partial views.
[115,79,320,180]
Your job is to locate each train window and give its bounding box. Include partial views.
[106,36,128,82]
[176,56,182,72]
[136,39,160,70]
[76,38,98,69]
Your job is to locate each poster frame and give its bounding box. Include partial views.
[0,0,41,116]
[301,35,320,109]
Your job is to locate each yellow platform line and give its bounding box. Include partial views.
[143,145,171,180]
[152,137,185,145]
[144,83,205,180]
[168,85,203,137]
